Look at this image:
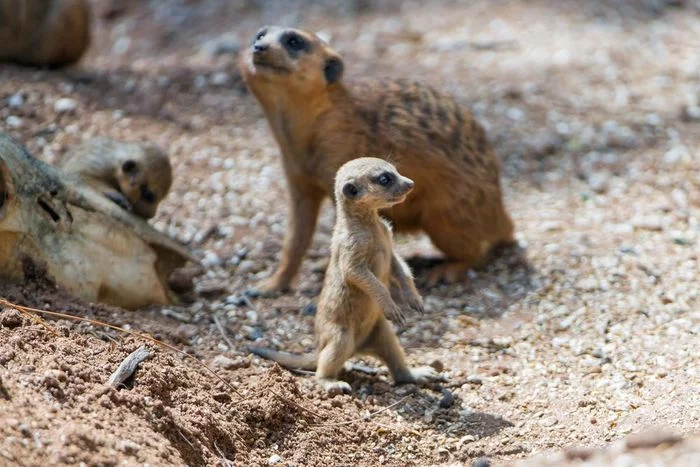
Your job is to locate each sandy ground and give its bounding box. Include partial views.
[1,0,699,465]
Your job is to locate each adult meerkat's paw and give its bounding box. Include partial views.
[425,261,472,287]
[246,275,288,298]
[409,366,446,384]
[320,379,352,396]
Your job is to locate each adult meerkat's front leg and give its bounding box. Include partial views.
[253,182,324,296]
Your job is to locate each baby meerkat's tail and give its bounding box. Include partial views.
[247,345,317,371]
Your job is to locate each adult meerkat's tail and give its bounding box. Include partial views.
[247,346,317,371]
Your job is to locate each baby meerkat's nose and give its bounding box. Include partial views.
[253,43,269,54]
[403,178,415,190]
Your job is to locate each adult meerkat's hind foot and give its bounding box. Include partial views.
[424,260,474,287]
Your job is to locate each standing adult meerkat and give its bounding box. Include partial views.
[59,137,173,219]
[249,158,443,394]
[240,26,515,295]
[0,0,91,67]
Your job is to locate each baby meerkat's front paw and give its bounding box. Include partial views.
[104,191,132,212]
[405,295,425,315]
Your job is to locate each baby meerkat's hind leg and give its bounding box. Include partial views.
[363,319,444,385]
[316,328,356,395]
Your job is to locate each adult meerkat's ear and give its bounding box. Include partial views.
[324,56,344,84]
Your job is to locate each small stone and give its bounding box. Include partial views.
[202,34,241,56]
[268,454,282,465]
[429,360,444,373]
[681,104,700,122]
[630,216,664,231]
[587,172,609,194]
[301,303,317,316]
[626,431,681,450]
[472,458,491,467]
[54,98,78,114]
[466,375,483,385]
[438,389,455,408]
[7,93,24,108]
[541,417,559,427]
[245,326,263,341]
[211,355,237,370]
[195,280,227,298]
[210,72,231,86]
[6,116,23,128]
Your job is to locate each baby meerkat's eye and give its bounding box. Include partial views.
[255,30,266,41]
[377,172,395,187]
[122,160,138,174]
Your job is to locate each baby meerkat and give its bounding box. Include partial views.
[240,26,515,294]
[60,137,172,219]
[0,0,91,67]
[249,157,443,394]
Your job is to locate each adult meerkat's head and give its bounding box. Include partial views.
[241,25,344,97]
[335,158,414,211]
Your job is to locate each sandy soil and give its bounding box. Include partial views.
[1,0,699,465]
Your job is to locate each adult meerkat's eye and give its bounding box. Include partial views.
[286,34,306,52]
[377,172,395,187]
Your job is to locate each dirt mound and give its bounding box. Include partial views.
[0,309,384,465]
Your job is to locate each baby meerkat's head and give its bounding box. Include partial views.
[117,144,172,219]
[335,157,414,211]
[241,25,344,96]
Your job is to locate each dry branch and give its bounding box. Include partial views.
[107,345,151,388]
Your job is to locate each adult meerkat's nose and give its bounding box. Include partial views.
[253,43,269,54]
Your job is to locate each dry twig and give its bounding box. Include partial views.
[107,345,151,388]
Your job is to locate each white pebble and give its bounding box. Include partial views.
[7,93,24,108]
[6,116,23,128]
[54,98,78,114]
[268,454,282,465]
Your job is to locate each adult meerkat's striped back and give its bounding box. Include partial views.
[249,158,443,394]
[240,25,515,295]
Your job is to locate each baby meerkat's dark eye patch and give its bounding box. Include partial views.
[342,182,359,199]
[122,160,138,174]
[281,32,309,55]
[376,172,396,187]
[140,184,156,204]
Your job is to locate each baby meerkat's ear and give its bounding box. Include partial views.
[342,182,359,199]
[324,56,344,84]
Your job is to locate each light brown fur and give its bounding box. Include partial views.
[59,137,172,219]
[249,158,443,394]
[240,26,515,294]
[0,0,91,67]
